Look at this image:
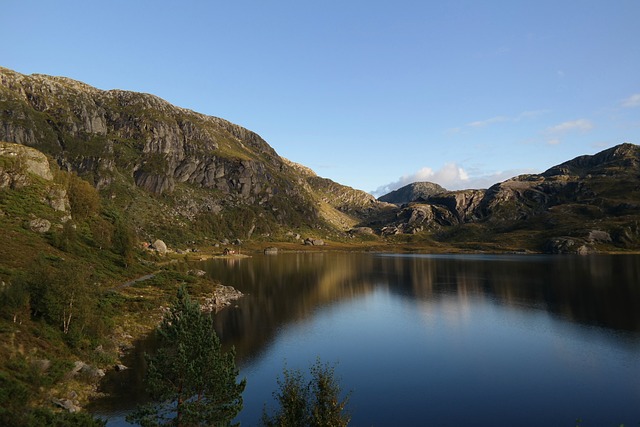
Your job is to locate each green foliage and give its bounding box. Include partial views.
[49,220,78,252]
[68,173,101,220]
[26,408,106,427]
[0,370,105,427]
[89,216,114,249]
[262,359,350,427]
[19,256,102,344]
[127,286,246,427]
[0,280,30,323]
[262,366,309,427]
[112,214,136,267]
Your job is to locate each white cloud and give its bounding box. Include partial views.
[546,118,594,134]
[515,109,551,120]
[542,118,593,145]
[372,163,468,196]
[466,116,509,128]
[457,110,549,132]
[621,93,640,108]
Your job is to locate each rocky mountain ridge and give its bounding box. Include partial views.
[378,143,640,252]
[378,181,446,204]
[1,66,639,253]
[0,66,381,240]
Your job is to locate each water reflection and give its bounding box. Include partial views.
[94,253,640,426]
[207,253,640,364]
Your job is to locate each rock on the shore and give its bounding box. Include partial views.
[304,238,325,246]
[201,285,243,312]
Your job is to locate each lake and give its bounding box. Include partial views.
[94,253,640,426]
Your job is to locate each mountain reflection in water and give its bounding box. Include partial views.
[208,253,640,365]
[95,253,640,426]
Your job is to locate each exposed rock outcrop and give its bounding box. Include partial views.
[378,181,446,205]
[201,285,243,312]
[0,66,383,237]
[375,143,640,252]
[0,141,53,188]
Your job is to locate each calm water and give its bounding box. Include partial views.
[94,253,640,426]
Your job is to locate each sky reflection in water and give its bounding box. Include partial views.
[99,253,640,426]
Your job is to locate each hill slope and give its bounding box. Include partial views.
[0,66,382,242]
[377,143,640,253]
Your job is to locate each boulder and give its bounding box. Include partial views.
[544,237,592,255]
[304,238,325,246]
[72,361,105,378]
[29,218,51,233]
[188,269,207,277]
[587,230,612,243]
[51,398,80,413]
[152,239,167,254]
[264,247,278,255]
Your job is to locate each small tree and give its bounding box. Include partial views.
[68,173,100,220]
[112,215,135,267]
[25,257,95,339]
[309,360,350,427]
[128,286,246,427]
[263,359,350,427]
[262,366,309,427]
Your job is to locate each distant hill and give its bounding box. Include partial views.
[378,182,446,204]
[378,143,640,253]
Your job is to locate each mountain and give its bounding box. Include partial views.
[377,181,446,204]
[1,66,639,254]
[0,66,382,242]
[379,143,640,253]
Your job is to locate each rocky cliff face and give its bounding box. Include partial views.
[3,67,638,251]
[0,67,281,196]
[0,67,378,238]
[377,143,640,252]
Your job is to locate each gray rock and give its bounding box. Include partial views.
[29,218,51,233]
[304,238,325,246]
[152,239,167,254]
[0,142,53,181]
[544,237,593,255]
[264,247,278,255]
[52,398,80,413]
[72,361,105,378]
[47,188,69,212]
[588,230,612,243]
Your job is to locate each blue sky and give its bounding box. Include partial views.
[2,1,639,195]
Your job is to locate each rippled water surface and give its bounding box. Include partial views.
[94,253,640,426]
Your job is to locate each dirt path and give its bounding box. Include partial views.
[112,273,156,291]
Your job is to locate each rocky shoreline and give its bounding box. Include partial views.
[201,285,244,312]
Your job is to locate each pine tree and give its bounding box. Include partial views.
[128,286,246,427]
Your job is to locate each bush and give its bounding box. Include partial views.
[263,359,350,427]
[68,174,100,220]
